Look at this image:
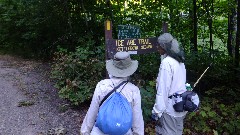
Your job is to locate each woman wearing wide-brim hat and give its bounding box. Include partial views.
[81,51,144,135]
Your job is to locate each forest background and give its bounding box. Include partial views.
[0,0,240,134]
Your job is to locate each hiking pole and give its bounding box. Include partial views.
[193,63,213,89]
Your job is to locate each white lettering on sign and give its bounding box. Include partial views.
[141,45,153,49]
[116,46,138,52]
[116,40,124,46]
[127,39,136,46]
[138,39,151,45]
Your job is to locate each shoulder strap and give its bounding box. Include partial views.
[99,81,127,107]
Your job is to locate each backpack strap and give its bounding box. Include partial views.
[168,93,182,99]
[119,81,128,93]
[99,81,128,107]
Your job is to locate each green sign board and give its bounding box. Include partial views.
[118,25,141,39]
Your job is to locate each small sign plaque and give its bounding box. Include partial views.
[118,25,141,39]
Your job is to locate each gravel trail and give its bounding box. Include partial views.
[0,55,87,135]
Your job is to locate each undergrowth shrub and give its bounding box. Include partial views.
[133,53,160,80]
[140,80,156,122]
[51,41,105,105]
[184,97,240,135]
[143,89,240,134]
[185,51,238,95]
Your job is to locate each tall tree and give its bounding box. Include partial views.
[193,0,198,52]
[202,0,214,56]
[227,0,236,57]
[235,0,240,67]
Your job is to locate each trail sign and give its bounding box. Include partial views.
[105,20,168,58]
[107,37,158,58]
[118,25,141,39]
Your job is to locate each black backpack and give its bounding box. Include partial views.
[171,91,200,112]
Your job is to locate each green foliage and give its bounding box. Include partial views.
[0,0,50,57]
[184,50,237,94]
[51,37,105,105]
[184,97,240,134]
[0,0,105,58]
[132,53,160,80]
[140,80,156,122]
[0,0,237,61]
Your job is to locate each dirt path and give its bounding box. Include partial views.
[0,55,87,135]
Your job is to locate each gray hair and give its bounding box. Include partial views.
[158,33,180,54]
[157,33,185,62]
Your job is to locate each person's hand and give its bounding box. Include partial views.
[157,112,163,118]
[151,109,162,121]
[152,105,163,118]
[151,113,158,121]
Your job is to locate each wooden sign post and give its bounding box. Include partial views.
[105,20,112,60]
[162,22,168,33]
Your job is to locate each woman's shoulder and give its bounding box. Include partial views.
[126,82,140,92]
[162,56,175,62]
[95,79,113,91]
[162,56,181,67]
[98,79,111,85]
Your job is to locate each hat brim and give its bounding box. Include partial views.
[106,60,138,77]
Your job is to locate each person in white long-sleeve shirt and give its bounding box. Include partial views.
[81,51,144,135]
[152,33,187,135]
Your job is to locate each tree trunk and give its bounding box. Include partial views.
[193,0,198,52]
[209,18,213,55]
[189,0,193,50]
[209,0,213,58]
[228,7,235,57]
[235,0,240,68]
[202,0,213,56]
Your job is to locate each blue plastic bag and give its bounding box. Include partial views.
[95,92,132,135]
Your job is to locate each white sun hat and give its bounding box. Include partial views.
[106,51,138,77]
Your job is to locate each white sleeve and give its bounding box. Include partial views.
[80,83,101,135]
[152,63,172,117]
